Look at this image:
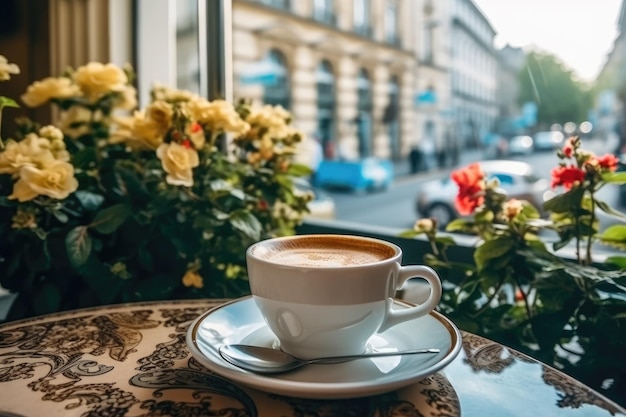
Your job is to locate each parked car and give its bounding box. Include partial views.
[507,135,534,155]
[293,177,336,220]
[314,157,394,192]
[416,160,553,228]
[533,131,564,151]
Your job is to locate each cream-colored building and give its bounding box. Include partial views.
[229,0,418,162]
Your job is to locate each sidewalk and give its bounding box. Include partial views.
[392,148,485,179]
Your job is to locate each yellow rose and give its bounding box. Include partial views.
[186,98,250,135]
[182,270,204,289]
[145,100,173,134]
[117,85,138,110]
[0,55,20,81]
[9,160,78,202]
[156,142,199,187]
[38,125,64,142]
[21,77,82,107]
[58,106,93,138]
[74,62,128,101]
[110,111,163,150]
[0,136,55,176]
[186,122,206,149]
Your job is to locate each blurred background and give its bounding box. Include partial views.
[1,0,625,231]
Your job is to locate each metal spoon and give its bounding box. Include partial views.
[218,344,441,374]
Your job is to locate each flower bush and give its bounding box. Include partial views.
[0,57,313,321]
[404,136,626,404]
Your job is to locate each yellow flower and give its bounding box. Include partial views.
[73,62,128,101]
[182,270,203,288]
[186,122,206,149]
[38,125,64,142]
[0,55,20,81]
[11,208,38,229]
[110,111,163,150]
[9,160,78,202]
[414,218,436,233]
[0,136,55,176]
[145,100,173,134]
[186,98,249,136]
[117,85,138,110]
[503,199,524,221]
[152,83,199,102]
[156,142,199,187]
[21,77,82,107]
[57,106,94,138]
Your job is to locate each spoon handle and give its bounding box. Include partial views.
[307,348,440,364]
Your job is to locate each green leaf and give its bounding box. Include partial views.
[65,226,93,267]
[474,237,515,271]
[286,163,313,177]
[605,256,626,269]
[230,210,262,241]
[90,204,132,234]
[595,199,626,219]
[445,218,473,232]
[0,96,19,108]
[597,224,626,247]
[602,171,626,184]
[543,187,584,213]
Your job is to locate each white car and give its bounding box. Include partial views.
[508,135,534,155]
[416,160,553,228]
[533,131,564,152]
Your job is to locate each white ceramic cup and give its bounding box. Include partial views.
[246,234,442,359]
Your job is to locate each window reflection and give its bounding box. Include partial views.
[176,0,201,94]
[262,49,290,109]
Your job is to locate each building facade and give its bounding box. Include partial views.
[227,0,418,162]
[448,0,498,149]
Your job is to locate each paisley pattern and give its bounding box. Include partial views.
[0,300,623,417]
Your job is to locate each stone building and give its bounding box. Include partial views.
[228,0,418,162]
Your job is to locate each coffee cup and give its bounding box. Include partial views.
[246,234,442,359]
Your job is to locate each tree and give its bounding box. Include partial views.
[518,51,592,127]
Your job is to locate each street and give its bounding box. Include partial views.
[325,137,623,231]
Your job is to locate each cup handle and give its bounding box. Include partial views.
[377,265,442,333]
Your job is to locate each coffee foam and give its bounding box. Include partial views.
[252,236,396,267]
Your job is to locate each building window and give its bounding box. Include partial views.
[313,0,335,25]
[384,76,400,159]
[176,0,200,94]
[316,60,336,158]
[354,0,371,37]
[385,2,399,45]
[263,49,291,109]
[260,0,291,10]
[356,68,372,157]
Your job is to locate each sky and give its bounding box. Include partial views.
[473,0,623,81]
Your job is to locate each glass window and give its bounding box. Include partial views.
[354,0,371,36]
[263,49,291,109]
[356,68,372,157]
[313,0,335,25]
[385,2,398,45]
[316,60,336,157]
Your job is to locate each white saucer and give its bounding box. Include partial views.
[186,296,462,399]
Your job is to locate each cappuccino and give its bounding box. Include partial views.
[251,235,395,267]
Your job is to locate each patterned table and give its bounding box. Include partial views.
[0,299,624,416]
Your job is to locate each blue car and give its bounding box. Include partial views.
[314,158,394,192]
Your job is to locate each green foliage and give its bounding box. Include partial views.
[0,62,313,321]
[518,51,592,125]
[404,141,626,404]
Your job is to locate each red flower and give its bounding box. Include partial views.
[595,153,619,171]
[562,141,574,158]
[181,139,192,149]
[258,200,269,210]
[550,165,585,190]
[190,122,202,133]
[451,163,485,215]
